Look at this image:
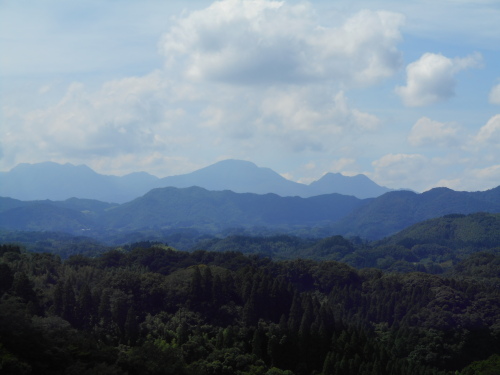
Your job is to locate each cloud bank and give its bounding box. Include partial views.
[2,1,405,177]
[161,1,404,87]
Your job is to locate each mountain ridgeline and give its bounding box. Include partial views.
[1,184,500,241]
[0,159,391,202]
[332,186,500,239]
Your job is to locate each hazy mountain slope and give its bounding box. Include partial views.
[0,159,391,201]
[308,172,391,198]
[0,197,33,212]
[0,196,116,232]
[159,159,309,196]
[50,197,117,214]
[0,203,92,232]
[333,186,500,240]
[100,186,368,231]
[0,162,159,203]
[0,162,109,201]
[111,171,161,202]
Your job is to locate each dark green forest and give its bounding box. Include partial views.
[1,223,500,375]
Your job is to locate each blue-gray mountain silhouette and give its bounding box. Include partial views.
[1,184,499,240]
[0,159,391,202]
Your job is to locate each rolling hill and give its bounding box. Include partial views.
[0,202,93,232]
[332,186,500,239]
[1,184,500,241]
[381,212,500,249]
[100,186,367,231]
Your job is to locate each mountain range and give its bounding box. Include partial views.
[1,184,499,240]
[0,159,391,202]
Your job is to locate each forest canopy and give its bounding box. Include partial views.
[1,237,499,374]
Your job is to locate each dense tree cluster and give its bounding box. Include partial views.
[1,242,500,374]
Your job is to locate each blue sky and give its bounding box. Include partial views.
[1,0,499,192]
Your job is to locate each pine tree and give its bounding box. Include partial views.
[125,305,139,345]
[322,352,336,375]
[76,283,93,329]
[0,263,14,294]
[189,266,203,309]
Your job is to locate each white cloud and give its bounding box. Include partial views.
[395,52,482,107]
[1,70,193,169]
[330,158,357,173]
[258,89,380,152]
[408,117,460,147]
[489,83,500,105]
[160,1,404,87]
[475,114,500,145]
[0,1,404,177]
[435,164,500,192]
[371,149,500,192]
[371,153,431,189]
[470,164,500,187]
[1,70,382,177]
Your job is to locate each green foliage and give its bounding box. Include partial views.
[0,230,109,258]
[0,243,499,374]
[188,213,500,274]
[384,213,500,250]
[459,354,500,375]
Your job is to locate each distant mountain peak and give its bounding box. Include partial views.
[213,159,256,166]
[308,171,391,199]
[1,159,394,202]
[197,159,275,175]
[159,159,305,196]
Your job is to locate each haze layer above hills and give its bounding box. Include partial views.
[0,159,391,202]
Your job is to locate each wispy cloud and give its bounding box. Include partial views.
[408,117,461,148]
[489,83,500,105]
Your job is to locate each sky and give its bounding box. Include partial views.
[1,0,500,192]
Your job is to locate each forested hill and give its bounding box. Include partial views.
[101,186,365,230]
[332,186,500,239]
[1,185,500,240]
[190,212,500,273]
[0,187,368,235]
[1,242,499,374]
[1,212,500,373]
[382,212,500,248]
